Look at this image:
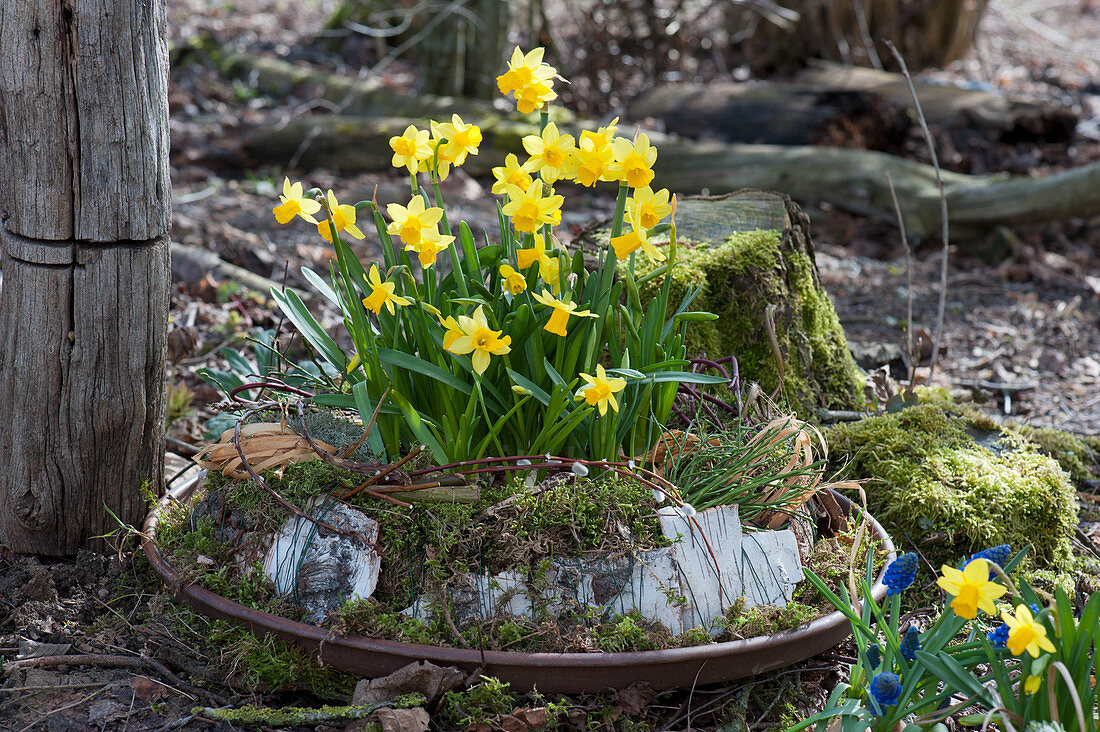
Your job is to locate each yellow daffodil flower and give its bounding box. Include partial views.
[608,132,658,189]
[515,238,562,294]
[318,190,365,242]
[577,364,627,416]
[491,153,535,196]
[936,558,1007,620]
[497,47,557,114]
[572,137,614,187]
[523,122,575,185]
[1002,604,1056,658]
[626,186,673,230]
[531,289,598,337]
[446,305,511,375]
[610,209,665,262]
[274,178,321,224]
[386,196,445,250]
[434,114,482,167]
[499,264,527,294]
[502,180,564,233]
[440,315,464,350]
[580,118,619,149]
[406,230,454,269]
[389,125,432,174]
[1024,674,1042,695]
[362,265,411,315]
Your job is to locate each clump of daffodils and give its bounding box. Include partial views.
[269,47,719,466]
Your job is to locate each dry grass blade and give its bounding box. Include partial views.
[193,422,335,479]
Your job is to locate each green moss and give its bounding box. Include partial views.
[438,676,521,729]
[633,230,863,416]
[827,404,1078,581]
[719,598,819,639]
[594,610,673,652]
[1016,425,1099,485]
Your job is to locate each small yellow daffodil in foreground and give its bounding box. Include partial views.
[1002,604,1056,658]
[531,290,598,337]
[389,125,432,174]
[499,264,527,294]
[523,122,575,185]
[577,364,627,416]
[434,114,482,167]
[491,154,535,196]
[497,46,557,114]
[273,178,321,225]
[318,190,365,242]
[572,137,615,188]
[446,305,512,375]
[1023,674,1042,695]
[502,180,564,233]
[362,265,411,315]
[610,209,665,263]
[627,186,673,230]
[608,132,658,189]
[936,558,1007,620]
[406,231,453,269]
[386,196,445,249]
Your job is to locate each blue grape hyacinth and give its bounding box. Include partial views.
[883,552,918,595]
[870,672,902,708]
[987,623,1009,648]
[900,626,920,661]
[866,641,881,670]
[970,544,1012,578]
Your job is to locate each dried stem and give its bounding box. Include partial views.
[885,40,950,382]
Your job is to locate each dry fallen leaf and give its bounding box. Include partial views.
[193,421,335,479]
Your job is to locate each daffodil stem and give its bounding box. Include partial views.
[611,183,629,241]
[431,178,468,298]
[539,109,549,135]
[475,379,506,457]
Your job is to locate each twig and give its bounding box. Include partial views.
[885,40,949,382]
[1,652,228,707]
[440,583,473,649]
[17,685,110,732]
[886,172,917,383]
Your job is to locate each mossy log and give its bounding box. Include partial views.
[585,190,866,416]
[242,114,1100,241]
[827,403,1079,584]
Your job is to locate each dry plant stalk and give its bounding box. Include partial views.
[194,422,335,479]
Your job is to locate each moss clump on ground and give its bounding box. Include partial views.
[827,403,1078,581]
[1016,425,1100,486]
[633,227,864,416]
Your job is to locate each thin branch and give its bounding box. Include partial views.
[885,41,950,382]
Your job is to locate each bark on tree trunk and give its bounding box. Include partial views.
[0,0,171,555]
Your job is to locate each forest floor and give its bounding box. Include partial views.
[2,0,1099,730]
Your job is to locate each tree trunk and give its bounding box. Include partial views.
[736,0,988,72]
[0,0,171,555]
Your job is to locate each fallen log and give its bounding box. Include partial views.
[626,60,1076,147]
[243,115,1100,239]
[182,39,572,124]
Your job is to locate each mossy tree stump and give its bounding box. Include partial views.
[597,190,864,416]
